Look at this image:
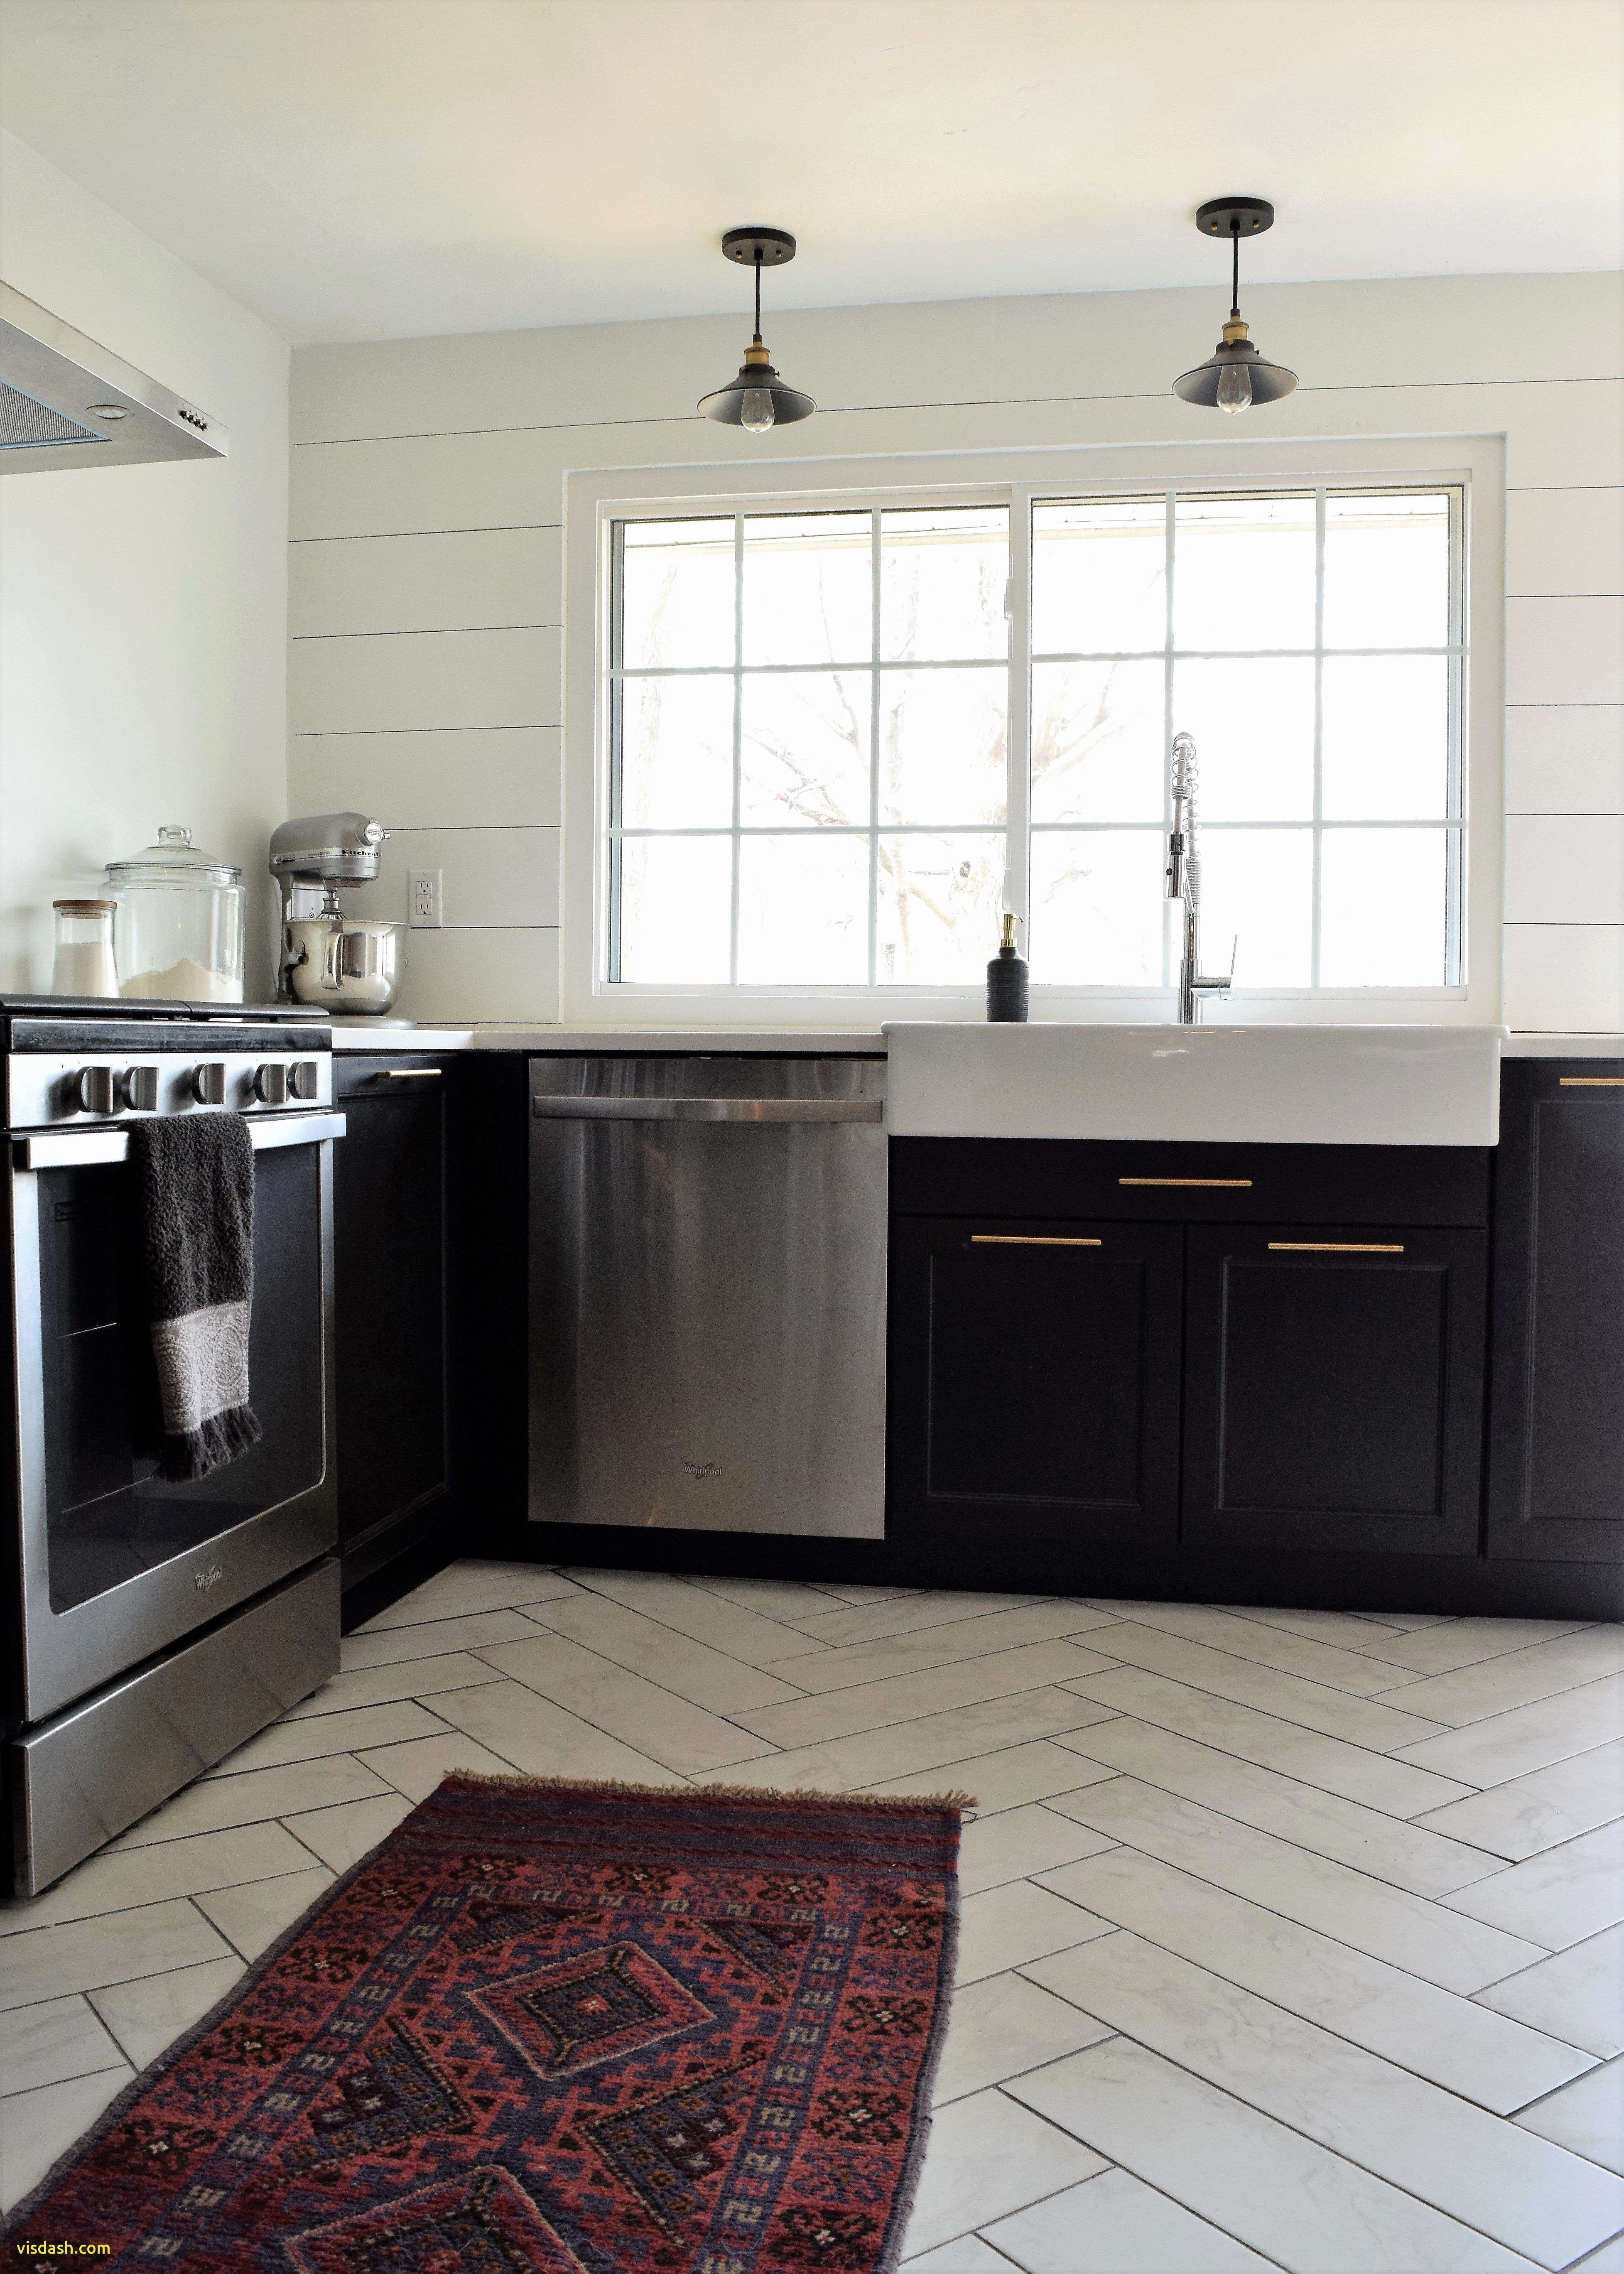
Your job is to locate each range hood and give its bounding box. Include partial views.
[0,282,228,473]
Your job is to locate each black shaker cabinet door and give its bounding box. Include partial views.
[888,1217,1183,1555]
[334,1061,450,1585]
[1488,1064,1624,1563]
[1182,1225,1487,1558]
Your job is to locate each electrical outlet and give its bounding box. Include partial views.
[409,869,443,928]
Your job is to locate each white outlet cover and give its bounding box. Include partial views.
[409,868,443,928]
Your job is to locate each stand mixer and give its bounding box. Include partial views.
[270,813,400,1014]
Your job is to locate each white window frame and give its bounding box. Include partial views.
[563,434,1504,1027]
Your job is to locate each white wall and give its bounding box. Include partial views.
[289,271,1624,1031]
[0,132,290,997]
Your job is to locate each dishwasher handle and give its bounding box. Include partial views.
[532,1094,883,1125]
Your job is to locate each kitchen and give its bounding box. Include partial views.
[2,4,1622,2266]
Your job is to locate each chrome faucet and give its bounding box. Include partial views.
[1167,731,1235,1026]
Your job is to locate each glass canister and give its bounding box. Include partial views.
[105,824,246,1003]
[51,899,120,997]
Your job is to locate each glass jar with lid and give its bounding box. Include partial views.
[105,824,245,1003]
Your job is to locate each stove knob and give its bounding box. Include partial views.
[118,1066,159,1113]
[253,1063,288,1106]
[75,1066,117,1115]
[191,1062,226,1106]
[288,1060,319,1101]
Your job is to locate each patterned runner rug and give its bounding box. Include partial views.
[4,1775,964,2272]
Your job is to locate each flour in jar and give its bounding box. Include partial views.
[120,958,241,1003]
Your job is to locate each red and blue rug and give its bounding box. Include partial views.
[4,1775,964,2272]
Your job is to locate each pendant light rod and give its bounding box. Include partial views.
[753,248,763,342]
[1230,223,1241,323]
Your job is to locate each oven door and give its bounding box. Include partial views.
[8,1112,343,1725]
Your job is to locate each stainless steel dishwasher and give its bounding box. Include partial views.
[528,1055,886,1539]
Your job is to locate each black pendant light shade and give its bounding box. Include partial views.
[699,228,815,432]
[1173,197,1298,413]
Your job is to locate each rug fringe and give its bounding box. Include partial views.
[438,1768,978,1813]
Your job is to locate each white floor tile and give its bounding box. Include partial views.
[805,1582,922,1606]
[473,1630,778,1774]
[1353,1619,1593,1681]
[193,1867,336,1962]
[1570,2236,1624,2274]
[560,1568,831,1665]
[1100,1603,1405,1697]
[1017,1930,1624,2267]
[783,1591,1043,1650]
[1056,1716,1500,1896]
[900,2235,1012,2271]
[281,1791,415,1873]
[1516,2058,1624,2175]
[108,1754,390,1847]
[688,1573,852,1621]
[338,1606,549,1668]
[201,1698,449,1777]
[88,1955,245,2069]
[764,1601,1126,1696]
[1217,1604,1414,1648]
[1030,1847,1592,2114]
[520,1591,809,1713]
[1475,1925,1624,2059]
[1415,1741,1624,1861]
[734,1640,1121,1751]
[351,1561,581,1629]
[954,1880,1114,1985]
[1371,1631,1624,1729]
[689,1690,1118,1795]
[1005,2036,1543,2273]
[355,1728,529,1802]
[0,1900,231,2012]
[0,1997,125,2097]
[280,1651,507,1719]
[863,1742,1120,1815]
[1393,1674,1624,1788]
[429,1673,692,1787]
[1078,1617,1452,1749]
[900,2086,1107,2258]
[983,2164,1278,2272]
[958,1805,1118,1896]
[931,1970,1114,2105]
[1445,1820,1624,1949]
[0,1822,315,1937]
[0,2066,132,2215]
[1045,1778,1543,1994]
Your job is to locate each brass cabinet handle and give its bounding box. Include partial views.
[380,1067,442,1079]
[1560,1076,1624,1086]
[1268,1241,1405,1254]
[1120,1176,1252,1188]
[972,1234,1103,1247]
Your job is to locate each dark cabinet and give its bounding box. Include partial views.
[1182,1225,1487,1559]
[1489,1062,1624,1563]
[333,1057,451,1592]
[888,1216,1184,1556]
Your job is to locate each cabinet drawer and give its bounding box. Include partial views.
[335,1055,449,1100]
[891,1137,1490,1227]
[1182,1224,1487,1559]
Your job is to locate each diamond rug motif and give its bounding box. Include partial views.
[1,1776,963,2273]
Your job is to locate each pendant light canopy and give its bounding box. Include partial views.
[1173,197,1298,413]
[699,228,815,433]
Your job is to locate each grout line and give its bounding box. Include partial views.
[290,523,563,542]
[292,623,561,640]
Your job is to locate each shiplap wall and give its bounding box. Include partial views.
[289,272,1624,1029]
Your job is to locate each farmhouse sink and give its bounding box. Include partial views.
[881,1023,1507,1147]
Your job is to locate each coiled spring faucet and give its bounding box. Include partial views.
[1168,731,1235,1026]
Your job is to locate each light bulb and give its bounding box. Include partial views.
[1216,358,1253,414]
[739,388,776,434]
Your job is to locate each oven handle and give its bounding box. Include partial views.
[12,1111,347,1171]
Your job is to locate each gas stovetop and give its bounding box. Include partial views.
[0,993,324,1021]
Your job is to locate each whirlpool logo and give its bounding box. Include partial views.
[194,1564,224,1592]
[682,1461,718,1482]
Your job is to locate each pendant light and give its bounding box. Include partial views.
[1173,197,1297,413]
[699,228,815,433]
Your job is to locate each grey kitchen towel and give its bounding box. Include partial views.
[127,1112,262,1480]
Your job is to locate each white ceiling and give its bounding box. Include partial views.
[1,0,1619,346]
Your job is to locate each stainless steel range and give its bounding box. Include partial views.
[2,995,345,1894]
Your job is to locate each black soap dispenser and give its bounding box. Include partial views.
[987,912,1028,1022]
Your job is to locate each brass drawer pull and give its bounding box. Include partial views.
[1560,1076,1624,1086]
[380,1067,442,1079]
[1121,1176,1252,1188]
[1269,1241,1404,1254]
[972,1234,1102,1248]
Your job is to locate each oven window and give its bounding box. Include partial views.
[38,1145,325,1614]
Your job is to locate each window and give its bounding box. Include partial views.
[603,481,1465,998]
